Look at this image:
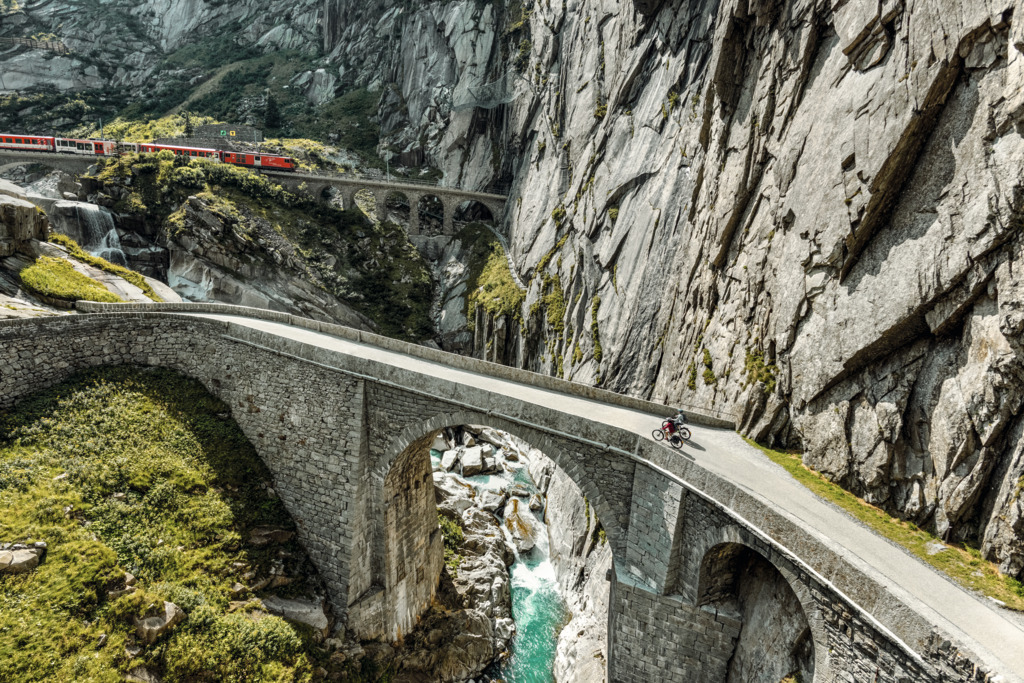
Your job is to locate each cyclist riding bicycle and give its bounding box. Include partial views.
[666,408,686,434]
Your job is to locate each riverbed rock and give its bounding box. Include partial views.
[134,601,186,645]
[477,489,506,513]
[502,498,538,553]
[0,194,47,258]
[440,448,460,472]
[460,446,484,477]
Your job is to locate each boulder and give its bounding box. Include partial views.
[430,433,449,452]
[0,194,47,257]
[529,493,544,512]
[134,601,186,645]
[248,526,295,546]
[440,449,460,472]
[0,548,40,574]
[460,446,484,477]
[477,490,506,513]
[261,595,330,636]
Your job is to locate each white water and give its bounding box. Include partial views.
[73,203,127,266]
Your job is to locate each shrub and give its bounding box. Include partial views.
[171,165,206,189]
[438,513,464,573]
[608,207,618,223]
[702,348,717,386]
[19,256,122,303]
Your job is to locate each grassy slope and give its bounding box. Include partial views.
[47,233,162,303]
[0,368,319,682]
[18,256,122,303]
[744,438,1024,611]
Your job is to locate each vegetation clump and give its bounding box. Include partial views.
[19,256,123,303]
[0,367,319,681]
[744,349,777,394]
[438,513,464,575]
[702,348,717,386]
[591,295,603,364]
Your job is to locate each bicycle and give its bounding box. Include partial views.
[652,418,691,449]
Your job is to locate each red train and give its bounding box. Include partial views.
[0,134,297,171]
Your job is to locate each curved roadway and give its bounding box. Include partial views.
[182,311,1024,681]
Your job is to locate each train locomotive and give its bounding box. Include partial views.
[0,134,297,171]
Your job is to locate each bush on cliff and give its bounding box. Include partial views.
[0,368,318,682]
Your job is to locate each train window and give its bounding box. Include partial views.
[254,156,261,162]
[15,138,22,144]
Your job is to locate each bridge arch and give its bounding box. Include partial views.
[383,190,411,228]
[349,408,622,644]
[416,193,447,236]
[453,199,496,227]
[687,526,830,682]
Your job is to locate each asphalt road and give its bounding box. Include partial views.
[192,312,1024,680]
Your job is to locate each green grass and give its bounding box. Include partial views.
[0,367,317,682]
[19,256,123,303]
[48,234,162,303]
[744,438,1024,611]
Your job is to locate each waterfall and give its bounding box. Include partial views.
[73,203,128,267]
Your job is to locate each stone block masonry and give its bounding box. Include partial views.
[0,309,1010,683]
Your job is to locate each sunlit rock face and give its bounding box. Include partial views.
[5,0,1024,575]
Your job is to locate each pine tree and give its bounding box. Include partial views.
[264,94,281,130]
[183,111,194,138]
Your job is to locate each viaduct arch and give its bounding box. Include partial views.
[0,303,1016,683]
[0,151,508,238]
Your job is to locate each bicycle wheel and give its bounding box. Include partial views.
[669,434,683,449]
[679,427,691,441]
[652,429,665,441]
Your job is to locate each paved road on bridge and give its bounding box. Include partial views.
[188,312,1024,680]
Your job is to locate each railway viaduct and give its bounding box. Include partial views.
[1,302,1021,683]
[0,150,507,236]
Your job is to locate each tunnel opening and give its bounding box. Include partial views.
[453,200,495,228]
[697,543,815,683]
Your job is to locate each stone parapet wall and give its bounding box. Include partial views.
[75,301,737,428]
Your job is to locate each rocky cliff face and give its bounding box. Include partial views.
[6,0,1024,575]
[346,0,1024,579]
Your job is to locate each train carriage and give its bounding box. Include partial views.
[0,132,296,171]
[0,135,54,152]
[54,138,117,155]
[138,143,220,160]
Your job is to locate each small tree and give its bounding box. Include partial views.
[182,111,194,138]
[264,94,281,130]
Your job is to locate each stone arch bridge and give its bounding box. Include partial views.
[0,151,507,237]
[1,303,1021,683]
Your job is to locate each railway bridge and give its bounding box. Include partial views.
[0,150,507,236]
[1,302,1022,683]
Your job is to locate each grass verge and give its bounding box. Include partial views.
[19,256,123,304]
[0,367,318,682]
[744,438,1024,611]
[48,233,163,302]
